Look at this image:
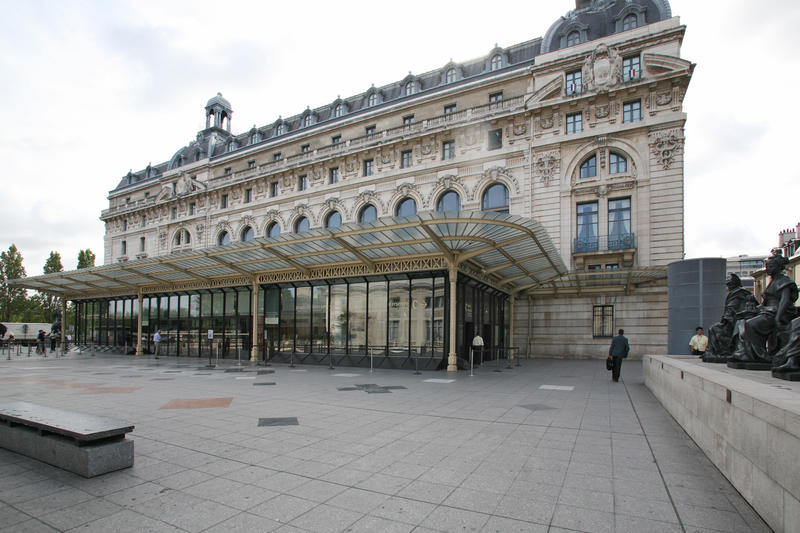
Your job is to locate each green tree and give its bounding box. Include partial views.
[39,251,64,322]
[0,244,28,321]
[77,249,96,269]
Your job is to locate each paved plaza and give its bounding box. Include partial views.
[0,352,771,532]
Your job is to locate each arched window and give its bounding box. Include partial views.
[249,132,258,144]
[436,190,461,212]
[266,222,280,238]
[395,197,417,218]
[622,14,638,31]
[325,211,342,229]
[404,81,414,96]
[303,115,312,127]
[174,229,191,246]
[609,153,627,174]
[367,93,377,107]
[276,124,286,135]
[490,55,502,71]
[241,226,254,242]
[482,183,509,214]
[333,104,343,118]
[445,68,456,83]
[566,31,580,47]
[218,231,230,246]
[359,204,377,224]
[294,216,310,234]
[580,156,597,179]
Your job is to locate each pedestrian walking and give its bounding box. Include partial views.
[37,330,46,356]
[608,328,629,382]
[153,329,161,359]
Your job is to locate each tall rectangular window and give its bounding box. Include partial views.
[329,167,339,184]
[442,140,455,160]
[593,305,614,337]
[576,201,598,250]
[401,150,412,168]
[489,91,503,103]
[122,220,128,231]
[139,237,145,252]
[363,159,373,177]
[622,55,641,81]
[488,129,502,150]
[121,240,127,255]
[623,100,641,123]
[566,70,582,95]
[270,181,278,197]
[244,188,252,203]
[221,194,228,208]
[443,104,457,115]
[189,202,195,215]
[608,197,632,248]
[566,112,583,134]
[298,175,307,191]
[171,207,177,219]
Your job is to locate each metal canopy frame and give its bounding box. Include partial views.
[12,212,569,300]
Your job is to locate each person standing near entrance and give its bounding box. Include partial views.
[608,329,629,382]
[153,329,162,359]
[472,334,484,363]
[689,326,708,356]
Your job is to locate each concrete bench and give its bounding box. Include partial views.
[0,401,134,477]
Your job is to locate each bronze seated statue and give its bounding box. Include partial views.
[703,273,758,363]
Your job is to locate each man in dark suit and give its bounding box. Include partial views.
[608,329,629,382]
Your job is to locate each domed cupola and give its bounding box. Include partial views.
[205,92,233,132]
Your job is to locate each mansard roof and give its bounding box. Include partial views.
[113,0,673,194]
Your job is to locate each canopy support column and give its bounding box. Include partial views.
[136,290,143,357]
[60,298,67,354]
[447,263,458,372]
[508,294,515,361]
[251,278,259,362]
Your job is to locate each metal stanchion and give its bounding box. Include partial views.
[469,347,474,377]
[91,343,95,357]
[28,343,32,357]
[494,348,502,372]
[329,350,334,370]
[289,350,295,368]
[370,347,374,373]
[505,347,514,369]
[414,351,421,375]
[515,345,522,367]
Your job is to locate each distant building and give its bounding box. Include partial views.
[726,255,767,290]
[14,0,692,366]
[753,223,800,298]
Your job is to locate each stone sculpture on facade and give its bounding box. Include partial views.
[702,273,758,363]
[728,252,798,370]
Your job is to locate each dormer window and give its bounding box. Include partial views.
[566,31,580,47]
[303,115,312,127]
[445,68,456,83]
[490,55,502,71]
[404,81,414,96]
[333,104,343,117]
[276,124,286,135]
[249,132,258,144]
[367,93,377,107]
[622,14,638,31]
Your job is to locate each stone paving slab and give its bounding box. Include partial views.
[0,352,772,532]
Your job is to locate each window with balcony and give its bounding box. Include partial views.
[566,112,583,134]
[331,135,341,144]
[301,144,310,153]
[436,190,461,213]
[609,152,627,174]
[623,100,641,123]
[294,216,310,234]
[482,183,509,214]
[330,167,339,184]
[298,175,307,191]
[488,129,502,150]
[365,125,376,137]
[442,140,455,160]
[359,204,377,223]
[401,150,412,168]
[580,156,597,179]
[403,115,414,125]
[248,160,256,169]
[593,305,614,337]
[266,222,280,238]
[489,91,503,103]
[566,70,582,95]
[608,197,632,249]
[395,197,417,217]
[273,153,282,161]
[623,55,640,81]
[576,201,598,251]
[224,167,231,175]
[443,104,456,115]
[363,159,373,177]
[241,226,254,242]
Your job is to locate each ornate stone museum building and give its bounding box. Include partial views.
[16,0,692,368]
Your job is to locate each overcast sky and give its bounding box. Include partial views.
[1,0,798,274]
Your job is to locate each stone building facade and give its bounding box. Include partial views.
[22,0,692,364]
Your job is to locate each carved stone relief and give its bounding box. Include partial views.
[649,129,684,170]
[581,44,623,92]
[534,151,560,186]
[356,190,387,215]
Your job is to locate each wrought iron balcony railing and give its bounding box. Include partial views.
[573,233,636,253]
